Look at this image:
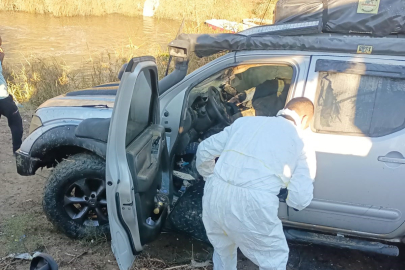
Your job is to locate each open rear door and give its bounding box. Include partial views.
[106,56,170,270]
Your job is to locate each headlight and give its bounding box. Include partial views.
[29,115,43,134]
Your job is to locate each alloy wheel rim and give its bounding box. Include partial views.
[63,178,108,227]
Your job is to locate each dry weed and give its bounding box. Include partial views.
[3,53,127,106]
[131,253,211,270]
[0,0,275,22]
[0,0,144,16]
[3,37,223,107]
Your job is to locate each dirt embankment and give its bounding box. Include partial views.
[1,110,405,270]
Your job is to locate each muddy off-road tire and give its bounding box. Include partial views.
[168,180,209,243]
[43,153,109,239]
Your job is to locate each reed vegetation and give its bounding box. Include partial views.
[1,0,277,106]
[0,0,276,21]
[3,23,222,106]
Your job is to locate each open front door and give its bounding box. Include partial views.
[106,56,170,270]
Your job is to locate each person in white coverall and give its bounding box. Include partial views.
[196,97,316,270]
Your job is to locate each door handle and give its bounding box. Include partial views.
[378,156,405,164]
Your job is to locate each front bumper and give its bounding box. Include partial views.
[15,150,42,176]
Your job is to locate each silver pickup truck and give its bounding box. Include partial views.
[16,21,405,267]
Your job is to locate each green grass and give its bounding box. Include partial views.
[0,213,51,255]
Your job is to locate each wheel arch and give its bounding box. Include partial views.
[30,125,106,171]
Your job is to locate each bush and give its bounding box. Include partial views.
[4,55,126,106]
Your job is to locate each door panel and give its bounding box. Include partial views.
[294,56,405,235]
[106,57,169,270]
[126,125,168,245]
[126,128,159,193]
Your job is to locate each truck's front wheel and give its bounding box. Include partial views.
[43,153,109,239]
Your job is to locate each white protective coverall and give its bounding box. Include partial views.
[196,109,316,270]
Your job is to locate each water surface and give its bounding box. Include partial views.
[0,12,180,66]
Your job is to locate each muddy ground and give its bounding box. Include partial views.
[1,110,405,270]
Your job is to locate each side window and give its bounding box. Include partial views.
[126,70,152,145]
[313,71,405,137]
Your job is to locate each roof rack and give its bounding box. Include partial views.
[168,21,405,58]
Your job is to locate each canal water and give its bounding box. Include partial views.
[0,11,180,66]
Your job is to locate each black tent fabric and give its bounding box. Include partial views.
[274,0,405,37]
[176,33,405,58]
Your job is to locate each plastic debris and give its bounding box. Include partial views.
[146,217,155,226]
[173,170,195,181]
[176,158,189,168]
[3,251,42,261]
[191,260,211,267]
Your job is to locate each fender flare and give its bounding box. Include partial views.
[30,125,107,162]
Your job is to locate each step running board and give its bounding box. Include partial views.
[284,229,399,257]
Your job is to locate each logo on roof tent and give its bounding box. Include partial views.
[239,20,321,36]
[357,0,380,14]
[357,45,373,54]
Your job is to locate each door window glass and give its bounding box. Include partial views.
[126,70,152,145]
[313,71,405,137]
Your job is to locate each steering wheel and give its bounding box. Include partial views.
[207,86,232,125]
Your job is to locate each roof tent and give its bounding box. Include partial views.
[168,24,404,58]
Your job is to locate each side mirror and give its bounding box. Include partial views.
[118,63,128,80]
[168,40,190,58]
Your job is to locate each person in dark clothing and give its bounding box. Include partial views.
[0,36,23,153]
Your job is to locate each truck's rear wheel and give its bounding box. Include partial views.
[43,153,109,239]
